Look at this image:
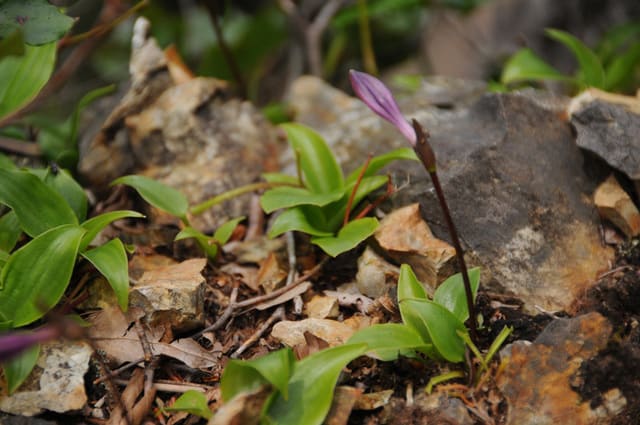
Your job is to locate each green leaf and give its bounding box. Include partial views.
[433,268,480,322]
[603,42,640,91]
[29,168,87,222]
[325,175,389,231]
[545,28,605,88]
[3,343,39,394]
[174,226,219,258]
[0,224,85,326]
[311,217,378,257]
[401,299,467,362]
[80,210,144,251]
[81,239,129,312]
[347,323,430,361]
[0,41,56,120]
[397,264,427,301]
[0,0,74,45]
[221,348,295,402]
[213,216,246,245]
[596,22,640,65]
[0,152,17,170]
[163,390,212,419]
[268,207,333,238]
[345,148,418,185]
[501,48,569,85]
[261,187,344,213]
[0,168,78,237]
[280,123,344,193]
[266,344,367,425]
[0,211,21,252]
[262,172,300,186]
[0,28,24,59]
[112,175,189,220]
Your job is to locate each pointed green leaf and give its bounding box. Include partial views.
[268,207,333,238]
[3,343,39,394]
[0,41,56,120]
[501,48,570,85]
[545,28,605,88]
[401,299,466,362]
[261,187,344,213]
[29,168,88,222]
[0,224,85,326]
[347,323,430,361]
[0,168,78,237]
[267,344,367,425]
[221,348,295,402]
[164,390,212,419]
[311,217,378,257]
[0,0,74,45]
[81,238,129,311]
[280,123,344,193]
[397,264,427,301]
[603,42,640,91]
[112,175,189,220]
[213,216,246,245]
[175,226,219,258]
[0,28,24,59]
[345,148,417,184]
[0,211,21,252]
[80,210,144,251]
[433,268,480,322]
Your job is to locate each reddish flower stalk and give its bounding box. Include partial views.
[350,70,478,341]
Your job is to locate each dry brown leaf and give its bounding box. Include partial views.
[208,385,271,425]
[88,306,220,369]
[164,44,195,84]
[293,331,330,360]
[271,318,355,347]
[254,281,312,311]
[108,368,156,425]
[326,386,363,425]
[255,252,287,293]
[129,254,178,280]
[354,389,394,410]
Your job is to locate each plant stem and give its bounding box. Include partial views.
[190,181,288,216]
[344,154,372,226]
[412,120,478,342]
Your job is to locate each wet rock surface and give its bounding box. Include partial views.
[290,76,613,313]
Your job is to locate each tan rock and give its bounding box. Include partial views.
[271,318,355,347]
[305,295,340,319]
[594,175,640,237]
[355,247,399,298]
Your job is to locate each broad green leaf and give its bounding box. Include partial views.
[347,323,429,361]
[81,239,129,311]
[311,217,378,257]
[397,264,427,301]
[345,148,418,184]
[80,210,144,251]
[0,152,17,169]
[501,48,569,85]
[221,348,295,402]
[401,299,467,362]
[325,175,389,231]
[262,172,300,186]
[0,211,21,252]
[603,42,640,91]
[112,175,189,220]
[163,390,212,419]
[433,267,481,322]
[280,123,344,193]
[266,344,367,425]
[545,28,605,88]
[213,216,246,245]
[0,41,56,120]
[0,224,85,326]
[3,343,39,394]
[596,22,640,65]
[0,168,78,237]
[260,187,344,213]
[29,168,87,222]
[0,0,74,45]
[268,207,333,238]
[174,226,218,258]
[0,28,24,59]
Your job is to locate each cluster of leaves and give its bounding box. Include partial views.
[501,25,640,93]
[0,160,142,393]
[262,123,417,257]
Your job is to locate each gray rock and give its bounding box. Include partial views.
[289,76,613,313]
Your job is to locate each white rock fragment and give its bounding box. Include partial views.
[271,318,355,347]
[594,175,640,237]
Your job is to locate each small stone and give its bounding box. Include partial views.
[594,175,640,237]
[130,258,206,331]
[355,247,399,298]
[497,312,614,425]
[416,393,474,425]
[305,295,340,319]
[271,319,355,347]
[354,390,394,410]
[0,342,92,416]
[374,204,455,288]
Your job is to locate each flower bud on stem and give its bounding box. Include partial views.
[412,120,478,342]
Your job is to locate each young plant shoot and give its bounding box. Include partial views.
[349,70,479,340]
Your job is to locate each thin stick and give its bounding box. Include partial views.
[344,154,372,226]
[190,286,239,339]
[412,120,478,341]
[0,137,41,156]
[231,306,285,358]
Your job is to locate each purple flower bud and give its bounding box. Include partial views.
[0,327,58,362]
[349,70,417,146]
